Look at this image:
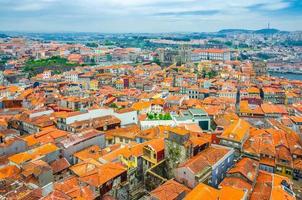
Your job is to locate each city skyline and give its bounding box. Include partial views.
[0,0,302,33]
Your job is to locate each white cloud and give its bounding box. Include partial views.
[0,0,299,32]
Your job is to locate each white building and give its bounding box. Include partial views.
[191,49,231,62]
[57,107,138,131]
[63,71,79,83]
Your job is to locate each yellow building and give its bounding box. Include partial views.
[90,80,99,91]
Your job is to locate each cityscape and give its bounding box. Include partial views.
[1,0,302,200]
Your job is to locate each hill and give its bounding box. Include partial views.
[218,29,253,34]
[22,56,78,77]
[0,33,9,38]
[254,28,281,34]
[218,28,286,35]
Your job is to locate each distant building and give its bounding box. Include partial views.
[253,61,268,76]
[191,49,231,62]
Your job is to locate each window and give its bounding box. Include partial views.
[286,169,292,175]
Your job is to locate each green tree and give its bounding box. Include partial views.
[86,42,98,48]
[164,113,172,120]
[147,113,154,120]
[109,103,118,108]
[152,57,161,65]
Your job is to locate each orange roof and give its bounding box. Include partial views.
[131,101,151,111]
[137,125,171,140]
[79,162,126,187]
[105,125,140,140]
[192,48,229,54]
[271,173,296,200]
[0,165,20,179]
[184,183,245,200]
[8,143,59,165]
[8,85,22,93]
[247,87,260,94]
[261,103,288,114]
[220,176,253,192]
[50,158,70,174]
[250,171,272,200]
[178,146,230,174]
[144,138,164,152]
[54,176,95,200]
[240,101,264,115]
[184,183,218,200]
[8,152,32,165]
[152,98,165,106]
[73,145,102,161]
[220,119,250,142]
[178,123,203,133]
[201,105,221,116]
[22,128,69,147]
[150,179,191,200]
[23,135,38,147]
[290,116,302,124]
[227,157,259,183]
[69,158,102,177]
[44,190,72,200]
[32,143,59,156]
[170,127,190,136]
[251,170,296,200]
[219,186,247,200]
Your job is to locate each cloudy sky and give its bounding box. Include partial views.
[0,0,301,32]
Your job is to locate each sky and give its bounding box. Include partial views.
[0,0,301,33]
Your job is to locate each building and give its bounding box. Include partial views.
[218,119,250,156]
[56,108,138,131]
[172,108,211,131]
[79,162,127,199]
[191,49,231,62]
[57,129,105,164]
[262,88,285,104]
[8,143,60,166]
[220,157,259,195]
[175,145,234,188]
[250,170,296,200]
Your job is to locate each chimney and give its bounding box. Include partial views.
[104,120,108,131]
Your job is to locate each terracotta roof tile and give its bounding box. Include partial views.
[150,179,190,200]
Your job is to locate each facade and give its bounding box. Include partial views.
[191,49,231,62]
[0,137,27,157]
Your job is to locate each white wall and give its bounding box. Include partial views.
[140,120,176,130]
[29,110,54,118]
[113,111,138,127]
[65,108,137,127]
